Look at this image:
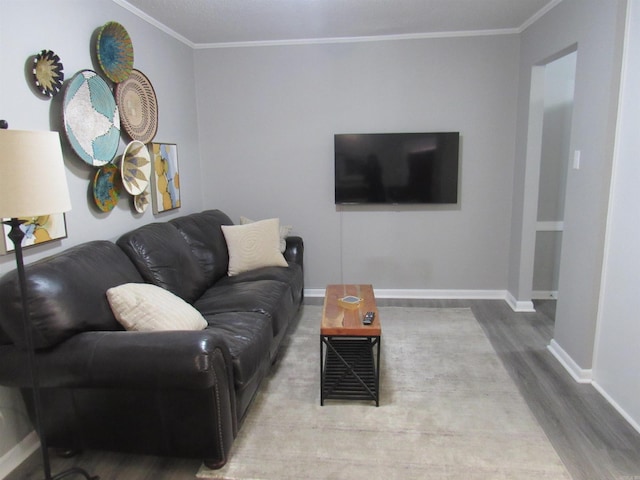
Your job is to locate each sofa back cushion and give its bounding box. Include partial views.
[170,210,233,285]
[0,241,143,350]
[117,222,208,303]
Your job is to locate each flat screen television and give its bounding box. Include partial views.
[334,132,460,205]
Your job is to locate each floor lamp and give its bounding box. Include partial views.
[0,128,98,480]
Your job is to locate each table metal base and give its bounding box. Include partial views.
[320,336,380,406]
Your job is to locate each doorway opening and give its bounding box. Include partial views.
[530,49,577,318]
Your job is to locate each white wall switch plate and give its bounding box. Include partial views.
[573,150,581,170]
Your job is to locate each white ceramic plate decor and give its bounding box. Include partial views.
[133,188,150,213]
[120,140,151,195]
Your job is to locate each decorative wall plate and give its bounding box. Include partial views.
[96,21,134,83]
[93,163,121,212]
[115,69,158,143]
[120,140,151,195]
[63,70,120,166]
[133,188,150,213]
[32,49,64,97]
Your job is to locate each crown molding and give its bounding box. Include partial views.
[112,0,197,49]
[113,0,560,50]
[518,0,563,32]
[194,28,520,50]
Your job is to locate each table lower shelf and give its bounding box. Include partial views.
[320,336,380,406]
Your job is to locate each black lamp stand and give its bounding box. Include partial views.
[4,218,98,480]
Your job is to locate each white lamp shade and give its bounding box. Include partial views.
[0,130,72,218]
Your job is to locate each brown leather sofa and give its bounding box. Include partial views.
[0,209,303,468]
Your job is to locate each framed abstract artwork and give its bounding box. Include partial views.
[1,213,67,254]
[150,143,181,214]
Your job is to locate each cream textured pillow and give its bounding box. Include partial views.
[222,218,288,276]
[240,216,292,253]
[106,283,207,331]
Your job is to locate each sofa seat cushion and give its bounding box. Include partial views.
[204,312,271,392]
[194,280,295,338]
[117,223,208,303]
[214,263,303,306]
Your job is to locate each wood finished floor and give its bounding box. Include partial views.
[7,299,640,480]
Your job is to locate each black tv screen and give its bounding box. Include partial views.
[334,132,459,204]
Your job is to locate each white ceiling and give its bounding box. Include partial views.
[116,0,560,47]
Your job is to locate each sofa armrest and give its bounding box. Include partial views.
[0,328,239,462]
[0,329,234,391]
[284,236,303,268]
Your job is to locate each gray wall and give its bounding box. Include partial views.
[0,0,202,465]
[2,0,638,472]
[594,0,640,433]
[509,0,626,367]
[194,36,519,292]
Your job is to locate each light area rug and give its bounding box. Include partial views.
[197,306,570,479]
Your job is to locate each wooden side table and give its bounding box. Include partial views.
[320,284,381,406]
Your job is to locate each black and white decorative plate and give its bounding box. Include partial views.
[32,49,64,97]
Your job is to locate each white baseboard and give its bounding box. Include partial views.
[306,288,540,313]
[0,430,39,479]
[547,341,640,435]
[305,288,510,300]
[591,381,640,436]
[547,339,593,383]
[505,292,536,312]
[532,290,558,300]
[306,288,539,313]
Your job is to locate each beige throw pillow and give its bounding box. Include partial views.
[240,216,292,253]
[106,283,207,331]
[222,218,288,276]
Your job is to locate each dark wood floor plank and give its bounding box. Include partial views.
[470,299,640,480]
[6,299,640,479]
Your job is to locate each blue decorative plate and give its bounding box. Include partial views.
[93,163,121,212]
[63,70,120,166]
[96,21,134,83]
